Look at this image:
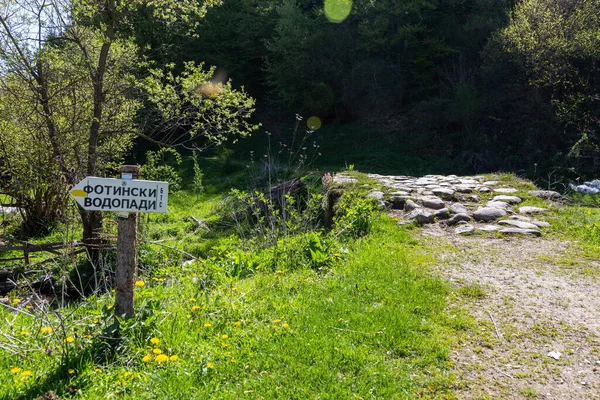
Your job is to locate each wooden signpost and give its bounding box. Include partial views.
[70,166,169,318]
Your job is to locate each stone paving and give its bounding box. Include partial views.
[334,173,561,237]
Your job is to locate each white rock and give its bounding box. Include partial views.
[547,351,562,360]
[492,195,522,204]
[494,188,518,193]
[473,207,507,222]
[455,225,474,235]
[519,206,550,214]
[498,220,540,230]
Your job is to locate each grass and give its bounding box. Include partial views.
[0,170,464,399]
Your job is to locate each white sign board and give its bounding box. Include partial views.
[70,177,169,213]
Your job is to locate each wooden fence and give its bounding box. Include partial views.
[0,239,86,266]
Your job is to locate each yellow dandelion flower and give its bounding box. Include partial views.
[124,372,133,377]
[65,337,75,343]
[135,280,145,287]
[20,331,30,336]
[207,362,214,369]
[155,354,168,363]
[150,337,160,345]
[111,289,115,293]
[220,342,229,348]
[221,334,228,339]
[229,359,236,363]
[282,322,289,328]
[68,369,75,375]
[142,354,152,363]
[21,370,31,377]
[107,305,113,310]
[234,321,241,327]
[10,367,22,374]
[189,298,196,302]
[152,348,162,355]
[273,319,281,323]
[25,305,32,309]
[192,273,198,277]
[12,298,20,304]
[95,368,102,373]
[204,323,212,328]
[169,355,179,361]
[40,326,53,334]
[191,306,200,311]
[93,319,99,324]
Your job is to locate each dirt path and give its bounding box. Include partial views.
[421,225,600,399]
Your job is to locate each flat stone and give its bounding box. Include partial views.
[404,200,419,211]
[407,209,434,224]
[487,201,510,210]
[455,184,474,193]
[499,228,541,237]
[510,215,531,221]
[498,220,540,230]
[434,208,450,219]
[333,175,358,185]
[477,225,501,232]
[473,207,507,222]
[477,187,491,193]
[465,195,479,202]
[529,190,562,200]
[450,203,469,214]
[532,220,551,227]
[455,225,475,235]
[366,191,385,200]
[432,188,455,200]
[494,187,518,193]
[519,206,550,214]
[389,191,410,196]
[420,196,446,210]
[447,213,471,226]
[492,195,522,204]
[483,181,499,186]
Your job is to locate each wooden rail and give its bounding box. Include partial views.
[0,240,85,266]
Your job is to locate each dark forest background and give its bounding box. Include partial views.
[133,0,600,179]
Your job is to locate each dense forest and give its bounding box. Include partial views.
[134,0,600,177]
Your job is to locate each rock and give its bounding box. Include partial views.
[510,215,531,221]
[333,175,358,185]
[420,196,446,210]
[487,201,510,210]
[498,220,540,230]
[494,187,518,193]
[483,181,499,186]
[389,191,410,196]
[432,188,455,200]
[378,200,390,209]
[447,213,471,226]
[366,191,385,200]
[455,225,475,235]
[473,207,507,222]
[499,228,541,237]
[434,208,450,219]
[532,220,551,227]
[390,196,409,210]
[455,184,474,193]
[477,187,491,193]
[404,200,419,211]
[477,225,501,232]
[450,203,469,214]
[529,190,562,200]
[465,195,479,202]
[407,209,434,224]
[547,351,562,361]
[519,206,550,214]
[492,195,522,204]
[0,297,9,305]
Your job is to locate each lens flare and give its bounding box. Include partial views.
[324,0,352,23]
[307,116,322,130]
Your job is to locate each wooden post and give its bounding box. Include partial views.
[114,165,139,318]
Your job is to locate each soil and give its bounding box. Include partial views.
[420,224,600,399]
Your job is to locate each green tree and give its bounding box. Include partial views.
[500,0,600,172]
[0,0,257,241]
